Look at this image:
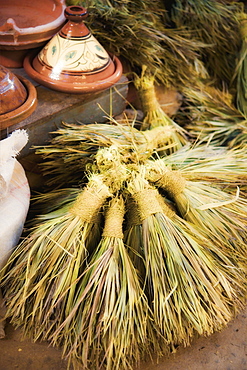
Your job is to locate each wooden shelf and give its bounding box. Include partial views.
[1,68,129,158]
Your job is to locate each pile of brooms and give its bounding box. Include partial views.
[1,121,247,369]
[1,0,247,369]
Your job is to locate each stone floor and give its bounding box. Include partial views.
[0,306,246,370]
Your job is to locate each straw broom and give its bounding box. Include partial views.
[176,82,247,147]
[146,159,247,265]
[133,67,188,152]
[48,195,155,370]
[234,13,247,119]
[36,122,175,187]
[149,142,247,191]
[0,173,112,341]
[124,170,246,350]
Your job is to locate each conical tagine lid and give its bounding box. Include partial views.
[23,6,122,93]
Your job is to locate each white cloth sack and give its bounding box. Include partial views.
[0,130,30,269]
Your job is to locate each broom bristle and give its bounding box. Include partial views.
[125,171,246,350]
[49,196,154,370]
[0,173,112,341]
[36,122,176,187]
[146,157,247,265]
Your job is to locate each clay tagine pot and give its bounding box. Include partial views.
[0,65,37,130]
[23,5,123,94]
[0,0,66,68]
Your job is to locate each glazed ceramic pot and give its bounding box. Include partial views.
[0,0,66,67]
[0,65,37,130]
[24,6,123,93]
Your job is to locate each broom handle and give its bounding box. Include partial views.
[131,188,175,221]
[70,183,111,222]
[148,165,186,197]
[102,196,125,238]
[142,126,173,150]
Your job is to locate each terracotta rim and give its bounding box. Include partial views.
[23,51,123,94]
[0,0,66,48]
[0,75,37,130]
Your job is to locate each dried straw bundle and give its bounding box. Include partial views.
[133,67,188,151]
[124,171,246,350]
[170,0,243,87]
[234,14,247,119]
[146,159,247,265]
[36,122,175,187]
[1,139,247,369]
[49,196,154,370]
[176,82,247,147]
[0,174,112,341]
[149,143,247,190]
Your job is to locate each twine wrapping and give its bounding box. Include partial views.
[151,166,186,198]
[102,196,125,239]
[70,183,111,223]
[156,193,176,218]
[131,188,175,222]
[138,82,160,113]
[142,126,172,151]
[240,18,247,40]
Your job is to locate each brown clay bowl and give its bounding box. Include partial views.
[0,74,37,130]
[0,0,66,67]
[23,51,123,94]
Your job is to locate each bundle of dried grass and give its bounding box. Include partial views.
[234,14,247,119]
[133,66,188,150]
[0,174,112,341]
[146,159,247,265]
[170,0,243,87]
[124,170,246,350]
[50,196,154,370]
[176,82,247,147]
[149,142,247,190]
[36,122,175,187]
[1,138,247,369]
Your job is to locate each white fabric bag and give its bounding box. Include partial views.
[0,130,30,337]
[0,129,30,268]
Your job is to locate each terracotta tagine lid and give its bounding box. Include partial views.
[0,65,27,114]
[0,0,66,68]
[23,5,122,93]
[0,65,37,130]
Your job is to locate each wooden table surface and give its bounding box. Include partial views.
[1,68,129,158]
